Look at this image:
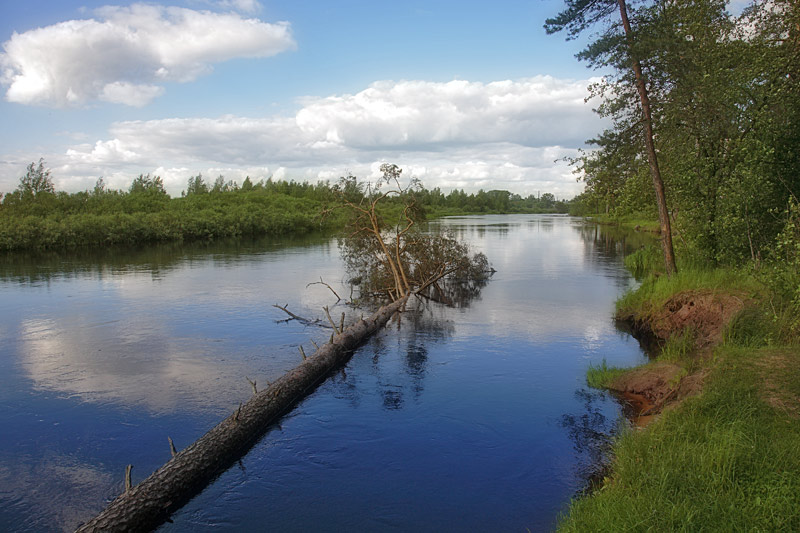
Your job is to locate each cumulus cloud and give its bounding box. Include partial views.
[296,77,593,149]
[2,76,603,197]
[0,3,294,107]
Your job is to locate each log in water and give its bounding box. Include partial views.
[76,295,409,533]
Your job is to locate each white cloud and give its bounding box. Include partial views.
[0,3,294,107]
[296,77,592,149]
[1,76,603,197]
[99,81,164,107]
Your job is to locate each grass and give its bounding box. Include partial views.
[658,329,697,365]
[615,266,760,319]
[586,360,629,389]
[562,256,800,531]
[624,245,664,280]
[561,345,800,532]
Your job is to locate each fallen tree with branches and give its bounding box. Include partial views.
[77,165,490,531]
[76,295,409,532]
[331,164,492,304]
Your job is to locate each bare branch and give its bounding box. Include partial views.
[306,277,341,302]
[323,306,341,334]
[273,304,332,329]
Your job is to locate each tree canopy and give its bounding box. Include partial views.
[553,0,800,267]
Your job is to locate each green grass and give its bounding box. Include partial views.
[586,360,630,389]
[624,245,664,280]
[567,255,800,531]
[561,346,800,532]
[615,267,760,320]
[658,329,697,365]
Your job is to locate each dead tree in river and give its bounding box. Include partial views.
[77,166,490,531]
[330,164,492,304]
[76,296,409,532]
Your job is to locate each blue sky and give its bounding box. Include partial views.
[0,0,611,197]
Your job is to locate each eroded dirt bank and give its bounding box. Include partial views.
[611,289,746,424]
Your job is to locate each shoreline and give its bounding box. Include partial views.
[559,269,800,531]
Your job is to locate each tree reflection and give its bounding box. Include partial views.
[381,300,458,410]
[0,233,334,284]
[328,297,460,412]
[559,388,623,494]
[572,222,657,265]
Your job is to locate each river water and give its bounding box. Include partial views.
[0,215,652,532]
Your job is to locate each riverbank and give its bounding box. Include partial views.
[0,202,562,252]
[0,172,571,252]
[559,266,800,531]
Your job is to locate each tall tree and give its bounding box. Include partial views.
[18,158,55,200]
[546,0,677,275]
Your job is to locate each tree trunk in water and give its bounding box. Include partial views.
[76,295,410,533]
[616,0,678,276]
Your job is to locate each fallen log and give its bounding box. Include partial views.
[76,295,410,532]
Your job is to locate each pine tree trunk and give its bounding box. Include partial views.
[617,0,678,276]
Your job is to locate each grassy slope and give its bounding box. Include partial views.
[561,346,800,532]
[559,268,800,532]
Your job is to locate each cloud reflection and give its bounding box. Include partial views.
[0,450,112,532]
[9,237,347,415]
[433,215,639,345]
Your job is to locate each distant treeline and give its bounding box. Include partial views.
[0,163,570,251]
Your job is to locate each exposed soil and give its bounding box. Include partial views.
[621,289,746,352]
[612,289,745,425]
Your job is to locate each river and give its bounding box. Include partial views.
[0,214,652,532]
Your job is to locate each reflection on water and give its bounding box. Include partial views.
[0,233,335,285]
[2,233,347,416]
[0,233,351,531]
[162,215,653,532]
[559,388,619,489]
[0,450,112,532]
[0,216,654,532]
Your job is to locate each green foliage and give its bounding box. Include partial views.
[757,199,800,339]
[0,173,331,251]
[18,159,55,199]
[623,244,663,280]
[1,159,58,217]
[0,161,570,251]
[559,347,800,532]
[586,360,628,389]
[331,169,491,304]
[551,0,800,267]
[185,173,209,196]
[129,173,167,196]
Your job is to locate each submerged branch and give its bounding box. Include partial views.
[272,304,332,329]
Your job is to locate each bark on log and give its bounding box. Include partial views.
[76,295,409,532]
